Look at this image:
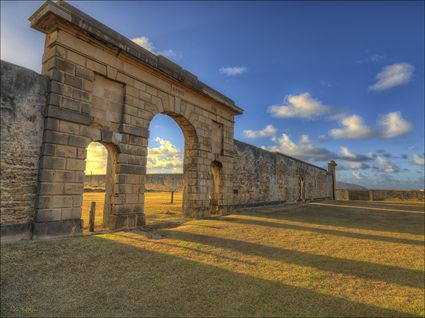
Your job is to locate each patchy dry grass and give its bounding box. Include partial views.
[82,191,183,229]
[1,200,424,317]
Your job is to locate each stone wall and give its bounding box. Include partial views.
[0,61,48,241]
[336,189,424,201]
[85,174,183,191]
[232,140,333,207]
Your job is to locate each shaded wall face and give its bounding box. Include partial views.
[0,61,48,226]
[231,140,333,207]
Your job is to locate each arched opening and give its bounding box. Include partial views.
[144,113,192,224]
[209,160,223,215]
[82,141,114,231]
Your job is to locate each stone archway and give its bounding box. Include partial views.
[144,111,199,218]
[29,1,242,237]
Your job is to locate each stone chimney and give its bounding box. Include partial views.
[328,160,337,200]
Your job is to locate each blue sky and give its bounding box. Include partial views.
[1,1,424,189]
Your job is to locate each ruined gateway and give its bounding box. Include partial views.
[0,1,336,241]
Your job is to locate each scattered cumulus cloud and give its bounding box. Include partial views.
[132,36,177,59]
[413,154,425,166]
[329,115,373,139]
[147,137,183,173]
[339,146,371,169]
[219,66,248,76]
[268,93,332,119]
[328,112,412,139]
[352,171,365,180]
[132,36,155,52]
[243,125,277,141]
[373,155,400,173]
[263,134,336,162]
[369,63,414,91]
[340,147,356,159]
[377,111,412,138]
[159,49,177,58]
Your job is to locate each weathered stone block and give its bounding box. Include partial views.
[64,183,83,194]
[61,207,81,220]
[32,219,83,239]
[76,65,94,81]
[53,58,75,74]
[119,124,149,138]
[37,195,73,209]
[44,130,69,145]
[68,135,90,148]
[116,164,146,175]
[64,73,83,89]
[39,183,64,195]
[87,59,107,76]
[40,156,66,169]
[66,158,85,171]
[36,209,62,222]
[45,105,91,125]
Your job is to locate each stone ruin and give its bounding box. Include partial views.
[0,1,336,241]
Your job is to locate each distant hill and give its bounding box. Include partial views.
[336,181,368,190]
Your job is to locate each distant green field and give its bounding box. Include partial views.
[2,200,424,317]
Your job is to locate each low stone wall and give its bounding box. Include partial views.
[336,189,424,201]
[85,174,183,191]
[145,174,183,191]
[369,190,424,201]
[231,140,333,208]
[0,61,48,241]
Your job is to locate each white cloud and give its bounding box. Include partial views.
[243,125,277,141]
[374,155,399,173]
[340,147,356,159]
[159,49,177,59]
[132,36,178,60]
[268,93,331,119]
[328,112,412,140]
[132,36,155,52]
[352,171,365,180]
[377,111,412,138]
[263,134,336,161]
[369,63,414,91]
[413,154,425,166]
[339,147,372,170]
[147,137,183,173]
[329,115,374,139]
[219,66,247,76]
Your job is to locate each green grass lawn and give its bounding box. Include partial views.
[1,200,424,317]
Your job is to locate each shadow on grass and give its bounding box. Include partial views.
[222,216,424,246]
[1,235,416,317]
[242,204,425,236]
[164,230,424,289]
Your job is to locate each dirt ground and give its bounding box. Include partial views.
[1,200,424,317]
